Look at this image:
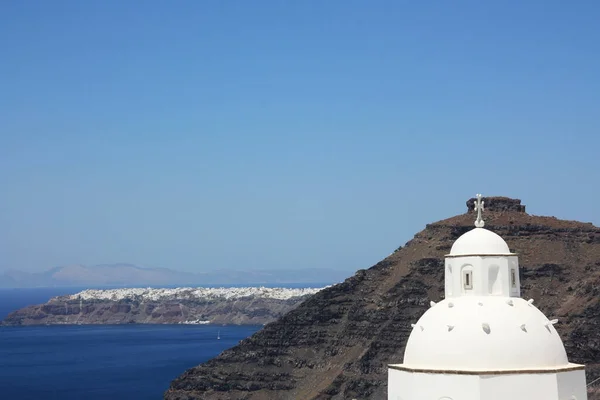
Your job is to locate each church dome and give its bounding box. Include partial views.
[403,296,570,371]
[449,227,512,256]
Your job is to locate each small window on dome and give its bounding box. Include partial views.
[511,268,517,288]
[463,270,473,289]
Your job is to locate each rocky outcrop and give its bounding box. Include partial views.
[466,196,526,213]
[1,287,324,326]
[164,197,600,400]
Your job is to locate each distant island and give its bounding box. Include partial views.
[0,263,348,288]
[1,286,326,326]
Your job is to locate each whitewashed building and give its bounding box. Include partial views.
[388,194,588,400]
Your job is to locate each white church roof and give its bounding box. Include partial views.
[401,194,573,373]
[449,227,513,256]
[390,195,587,400]
[402,296,570,371]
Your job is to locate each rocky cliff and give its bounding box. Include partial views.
[165,197,600,400]
[1,287,324,326]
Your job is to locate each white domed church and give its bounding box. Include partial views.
[388,195,588,400]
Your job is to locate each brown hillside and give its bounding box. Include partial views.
[165,197,600,400]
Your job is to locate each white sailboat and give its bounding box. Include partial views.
[217,330,220,340]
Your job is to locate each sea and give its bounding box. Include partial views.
[0,285,324,400]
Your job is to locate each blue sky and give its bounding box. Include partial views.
[1,1,599,273]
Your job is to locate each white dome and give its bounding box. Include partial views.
[403,296,569,371]
[449,227,512,256]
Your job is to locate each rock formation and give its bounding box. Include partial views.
[165,197,600,400]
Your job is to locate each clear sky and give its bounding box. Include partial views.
[1,1,599,273]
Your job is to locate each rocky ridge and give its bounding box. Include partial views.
[165,197,600,400]
[2,287,325,326]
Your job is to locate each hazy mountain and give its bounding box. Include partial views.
[0,264,347,288]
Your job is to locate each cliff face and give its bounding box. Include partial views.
[2,288,323,326]
[165,197,600,400]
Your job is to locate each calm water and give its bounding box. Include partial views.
[0,289,261,400]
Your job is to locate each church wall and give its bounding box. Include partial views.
[481,256,504,295]
[556,369,588,400]
[389,368,587,400]
[388,369,479,400]
[447,255,521,298]
[479,372,564,399]
[445,261,453,297]
[387,368,410,400]
[487,263,501,295]
[481,256,511,297]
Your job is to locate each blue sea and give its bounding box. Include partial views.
[0,288,261,400]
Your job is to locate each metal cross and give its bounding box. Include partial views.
[474,193,485,228]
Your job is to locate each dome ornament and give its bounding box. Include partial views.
[474,194,485,228]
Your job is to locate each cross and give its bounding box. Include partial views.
[474,193,485,228]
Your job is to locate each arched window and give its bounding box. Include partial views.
[464,271,472,289]
[461,265,473,290]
